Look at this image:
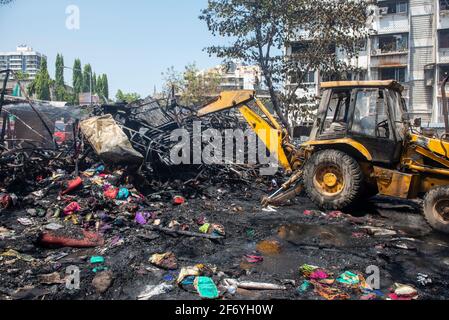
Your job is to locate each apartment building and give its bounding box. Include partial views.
[0,45,46,80]
[204,61,263,92]
[287,0,449,126]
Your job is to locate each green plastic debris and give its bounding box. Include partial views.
[90,256,105,264]
[92,266,109,273]
[337,271,360,285]
[199,223,211,234]
[298,280,312,293]
[194,276,219,299]
[245,228,255,238]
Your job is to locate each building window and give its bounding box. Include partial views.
[440,65,449,82]
[380,67,406,82]
[305,71,315,83]
[441,0,449,11]
[291,41,336,55]
[439,29,449,49]
[379,1,408,14]
[376,34,408,53]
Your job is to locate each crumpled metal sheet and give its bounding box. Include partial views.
[80,114,143,165]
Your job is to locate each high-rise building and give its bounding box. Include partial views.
[204,61,264,92]
[0,45,46,80]
[286,0,449,126]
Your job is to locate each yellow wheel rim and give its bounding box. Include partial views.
[313,164,344,196]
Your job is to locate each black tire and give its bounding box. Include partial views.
[423,186,449,234]
[303,149,363,210]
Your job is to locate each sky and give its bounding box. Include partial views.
[0,0,224,97]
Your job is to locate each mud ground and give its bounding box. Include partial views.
[1,182,449,300]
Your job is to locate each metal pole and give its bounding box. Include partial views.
[90,73,92,107]
[441,75,449,136]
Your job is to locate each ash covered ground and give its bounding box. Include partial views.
[1,171,449,300]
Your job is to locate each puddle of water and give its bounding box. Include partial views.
[277,224,352,247]
[256,240,282,255]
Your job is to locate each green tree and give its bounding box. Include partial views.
[82,64,92,93]
[115,89,141,103]
[200,0,371,129]
[102,74,109,100]
[92,72,97,94]
[55,53,66,101]
[162,63,222,106]
[35,57,51,101]
[72,59,83,103]
[15,70,30,81]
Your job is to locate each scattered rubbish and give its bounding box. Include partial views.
[224,279,287,291]
[39,230,104,248]
[135,212,150,225]
[388,283,418,300]
[173,196,185,205]
[194,276,219,299]
[138,283,174,300]
[44,223,64,231]
[61,177,83,195]
[336,271,360,286]
[297,281,312,293]
[90,256,105,264]
[313,281,350,300]
[360,226,397,237]
[243,254,263,263]
[63,202,81,216]
[177,265,202,284]
[116,187,130,200]
[0,226,14,238]
[38,272,64,285]
[262,206,277,212]
[17,218,33,226]
[92,271,113,294]
[149,252,178,270]
[1,249,35,262]
[327,211,343,219]
[417,273,432,286]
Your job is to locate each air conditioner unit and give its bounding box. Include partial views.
[379,7,389,15]
[372,49,382,55]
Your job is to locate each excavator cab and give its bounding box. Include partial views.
[307,81,407,165]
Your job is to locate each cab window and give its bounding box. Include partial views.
[352,89,391,139]
[321,89,351,135]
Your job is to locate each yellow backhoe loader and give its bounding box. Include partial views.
[198,79,449,234]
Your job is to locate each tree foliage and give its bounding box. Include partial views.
[55,53,66,101]
[96,74,109,102]
[200,0,372,128]
[115,89,141,103]
[72,59,83,103]
[33,57,51,101]
[162,62,222,106]
[82,64,92,93]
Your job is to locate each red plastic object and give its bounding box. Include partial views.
[173,196,185,205]
[63,202,81,216]
[39,230,104,248]
[0,194,12,209]
[61,177,83,195]
[104,188,119,200]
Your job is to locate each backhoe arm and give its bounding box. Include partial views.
[197,90,296,173]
